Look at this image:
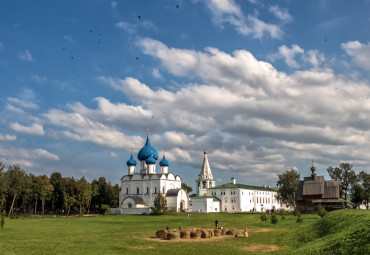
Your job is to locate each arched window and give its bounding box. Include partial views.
[209,181,212,188]
[147,187,149,194]
[163,187,165,194]
[128,203,132,208]
[202,181,206,189]
[154,187,157,194]
[137,187,139,194]
[126,188,128,194]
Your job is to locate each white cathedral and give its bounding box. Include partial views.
[110,129,188,215]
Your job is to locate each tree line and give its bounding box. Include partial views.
[0,162,119,217]
[277,162,369,209]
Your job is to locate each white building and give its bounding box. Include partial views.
[110,130,188,214]
[191,151,280,213]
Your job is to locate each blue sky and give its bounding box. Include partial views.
[1,0,370,189]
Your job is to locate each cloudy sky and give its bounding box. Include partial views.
[1,0,370,189]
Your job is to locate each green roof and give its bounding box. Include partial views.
[210,183,276,192]
[192,196,221,202]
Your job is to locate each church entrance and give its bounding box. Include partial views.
[180,201,185,211]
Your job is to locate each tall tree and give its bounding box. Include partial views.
[276,168,300,207]
[50,172,64,213]
[358,171,370,209]
[351,183,364,208]
[38,175,54,215]
[181,182,193,195]
[76,177,92,215]
[0,162,8,211]
[63,177,77,215]
[327,163,357,201]
[5,165,28,217]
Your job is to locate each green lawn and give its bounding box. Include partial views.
[0,210,368,255]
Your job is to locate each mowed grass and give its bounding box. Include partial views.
[0,210,362,255]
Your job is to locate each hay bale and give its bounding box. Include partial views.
[180,230,191,239]
[190,229,201,239]
[208,229,214,237]
[167,230,180,240]
[156,229,168,239]
[221,228,228,235]
[214,229,222,237]
[226,229,242,236]
[200,229,210,238]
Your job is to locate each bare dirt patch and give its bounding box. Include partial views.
[244,245,280,252]
[249,228,273,233]
[145,235,234,243]
[130,246,155,250]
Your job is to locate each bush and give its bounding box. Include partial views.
[0,211,4,230]
[101,204,110,215]
[293,207,299,216]
[280,210,285,220]
[271,214,278,225]
[317,204,327,218]
[296,211,303,223]
[260,213,269,223]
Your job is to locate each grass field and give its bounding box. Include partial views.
[0,210,368,255]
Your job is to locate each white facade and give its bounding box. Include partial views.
[111,130,188,214]
[208,179,280,212]
[192,151,280,213]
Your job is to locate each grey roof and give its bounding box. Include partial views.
[295,181,304,200]
[122,196,145,204]
[302,178,324,196]
[166,189,181,197]
[323,180,340,198]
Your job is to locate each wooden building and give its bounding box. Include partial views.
[295,165,346,212]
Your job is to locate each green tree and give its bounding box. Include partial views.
[1,210,5,230]
[50,172,65,213]
[38,175,54,215]
[63,177,77,215]
[317,204,327,218]
[276,168,300,207]
[260,213,269,224]
[0,162,8,211]
[5,165,28,217]
[270,214,278,225]
[296,211,303,223]
[101,204,110,215]
[76,177,92,215]
[280,210,285,220]
[151,193,167,215]
[358,171,369,209]
[350,183,364,208]
[181,182,193,195]
[327,163,357,201]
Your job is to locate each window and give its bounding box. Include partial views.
[137,187,139,194]
[154,187,157,194]
[163,187,165,194]
[126,188,128,194]
[147,187,149,194]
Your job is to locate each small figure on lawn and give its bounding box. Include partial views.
[166,226,169,232]
[215,219,219,229]
[244,227,248,237]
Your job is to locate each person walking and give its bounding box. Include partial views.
[244,227,248,237]
[215,219,219,229]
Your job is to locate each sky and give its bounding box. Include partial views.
[0,0,370,190]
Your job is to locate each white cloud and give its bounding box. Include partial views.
[6,104,25,114]
[115,20,157,35]
[10,123,45,135]
[0,133,16,141]
[18,49,33,61]
[30,74,48,83]
[342,41,370,71]
[111,1,117,8]
[63,35,74,43]
[152,68,163,79]
[269,5,293,24]
[203,0,284,39]
[269,45,325,68]
[7,97,38,110]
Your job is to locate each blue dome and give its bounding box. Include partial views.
[138,136,159,161]
[126,154,137,166]
[145,154,156,165]
[159,155,169,167]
